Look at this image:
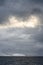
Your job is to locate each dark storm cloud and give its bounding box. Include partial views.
[0,0,5,6]
[0,0,43,24]
[31,0,43,4]
[0,8,9,24]
[31,8,42,14]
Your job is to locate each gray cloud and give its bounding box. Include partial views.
[33,26,43,43]
[31,0,43,4]
[0,0,43,24]
[0,0,43,56]
[0,0,5,6]
[0,27,43,56]
[31,8,42,15]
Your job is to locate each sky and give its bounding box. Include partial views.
[0,0,43,56]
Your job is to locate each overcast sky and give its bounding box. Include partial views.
[0,0,43,56]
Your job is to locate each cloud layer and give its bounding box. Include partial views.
[0,0,43,24]
[0,0,43,56]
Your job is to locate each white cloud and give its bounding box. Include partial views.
[11,53,26,56]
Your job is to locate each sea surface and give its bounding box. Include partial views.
[0,56,43,65]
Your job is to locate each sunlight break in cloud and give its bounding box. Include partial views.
[11,53,26,56]
[0,15,39,29]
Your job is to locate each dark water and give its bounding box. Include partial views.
[0,56,43,65]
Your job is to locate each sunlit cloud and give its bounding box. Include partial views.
[11,53,26,56]
[0,15,40,29]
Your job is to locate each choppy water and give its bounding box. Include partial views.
[0,56,43,65]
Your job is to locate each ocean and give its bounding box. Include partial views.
[0,56,43,65]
